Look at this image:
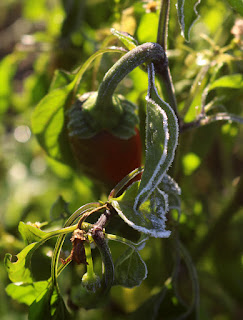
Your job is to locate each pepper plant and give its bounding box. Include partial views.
[2,0,243,319]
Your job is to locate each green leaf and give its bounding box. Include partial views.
[49,69,76,91]
[29,284,70,320]
[225,0,243,15]
[18,222,47,245]
[50,195,69,221]
[5,281,49,306]
[111,28,137,50]
[32,82,75,165]
[4,243,39,283]
[137,12,158,43]
[209,74,243,90]
[177,0,201,41]
[0,53,21,115]
[114,247,147,288]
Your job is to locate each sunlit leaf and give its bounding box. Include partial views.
[137,12,158,43]
[177,0,201,41]
[18,222,47,245]
[49,69,76,91]
[0,53,21,115]
[114,247,147,288]
[111,28,137,50]
[5,281,49,306]
[4,243,39,283]
[209,74,243,90]
[32,82,75,165]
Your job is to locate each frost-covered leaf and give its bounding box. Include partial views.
[134,64,179,213]
[111,181,171,238]
[111,28,137,50]
[5,281,49,306]
[18,221,46,245]
[158,174,181,213]
[201,112,243,125]
[209,74,243,90]
[114,247,147,288]
[110,64,179,238]
[177,0,201,41]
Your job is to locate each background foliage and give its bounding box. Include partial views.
[0,0,243,319]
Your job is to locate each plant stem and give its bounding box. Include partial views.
[51,202,100,288]
[157,0,170,50]
[94,42,166,109]
[154,0,180,120]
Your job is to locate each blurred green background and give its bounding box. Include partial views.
[0,0,243,319]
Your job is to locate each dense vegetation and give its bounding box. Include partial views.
[1,0,243,319]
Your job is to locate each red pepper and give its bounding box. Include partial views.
[69,127,142,189]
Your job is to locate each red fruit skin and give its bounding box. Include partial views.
[69,128,142,189]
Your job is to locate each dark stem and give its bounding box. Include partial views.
[154,0,180,121]
[91,206,116,292]
[157,0,170,50]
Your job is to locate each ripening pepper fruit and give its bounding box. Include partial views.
[68,92,142,188]
[67,42,165,188]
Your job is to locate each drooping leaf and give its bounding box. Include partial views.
[111,28,137,50]
[134,64,179,216]
[110,181,171,238]
[110,64,179,238]
[177,0,201,41]
[114,247,147,288]
[5,281,49,306]
[18,221,47,245]
[209,74,243,90]
[225,0,243,15]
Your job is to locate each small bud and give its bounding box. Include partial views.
[81,272,101,293]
